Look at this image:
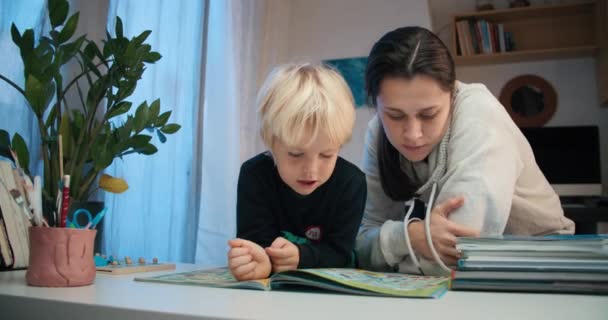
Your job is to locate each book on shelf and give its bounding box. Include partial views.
[135,267,450,298]
[456,19,510,55]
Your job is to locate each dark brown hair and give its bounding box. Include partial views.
[365,26,455,201]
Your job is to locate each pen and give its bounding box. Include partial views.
[60,175,70,228]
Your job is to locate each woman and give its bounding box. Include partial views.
[355,26,574,275]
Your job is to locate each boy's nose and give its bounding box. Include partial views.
[302,160,318,177]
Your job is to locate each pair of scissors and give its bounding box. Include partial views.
[67,207,107,229]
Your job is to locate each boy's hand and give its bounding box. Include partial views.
[265,237,299,273]
[408,197,479,266]
[227,239,271,280]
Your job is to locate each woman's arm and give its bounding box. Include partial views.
[355,116,415,272]
[436,89,524,236]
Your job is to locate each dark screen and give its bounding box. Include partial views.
[520,126,601,184]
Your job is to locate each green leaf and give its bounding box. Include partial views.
[10,24,21,46]
[79,51,102,78]
[49,30,60,43]
[0,130,11,160]
[25,75,56,117]
[0,130,10,148]
[156,130,167,143]
[108,101,132,119]
[71,110,85,140]
[83,42,96,60]
[133,102,149,132]
[155,111,171,127]
[149,99,160,120]
[58,35,85,65]
[115,17,124,39]
[93,149,114,170]
[130,134,152,148]
[48,0,69,29]
[84,41,104,62]
[123,41,137,65]
[86,77,107,110]
[45,105,58,128]
[11,133,30,174]
[138,143,158,155]
[21,29,35,55]
[143,52,161,63]
[133,30,151,46]
[58,12,79,43]
[102,38,113,58]
[115,80,136,102]
[160,123,181,134]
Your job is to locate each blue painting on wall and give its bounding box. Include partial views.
[324,57,368,108]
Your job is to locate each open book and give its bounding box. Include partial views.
[135,268,449,298]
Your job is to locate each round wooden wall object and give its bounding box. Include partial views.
[499,74,557,127]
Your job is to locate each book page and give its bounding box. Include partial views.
[272,268,449,298]
[135,268,271,290]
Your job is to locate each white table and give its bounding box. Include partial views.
[1,264,607,320]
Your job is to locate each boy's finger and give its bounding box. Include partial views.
[228,247,250,259]
[265,247,291,258]
[229,254,252,268]
[238,270,256,281]
[271,257,297,267]
[270,237,289,248]
[233,261,256,276]
[228,238,244,248]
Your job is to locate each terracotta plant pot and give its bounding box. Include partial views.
[26,227,97,287]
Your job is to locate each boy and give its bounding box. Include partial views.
[228,63,366,281]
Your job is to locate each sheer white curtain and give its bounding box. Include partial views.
[0,1,46,171]
[195,0,289,267]
[103,0,207,262]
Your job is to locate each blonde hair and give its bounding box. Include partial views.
[258,62,355,150]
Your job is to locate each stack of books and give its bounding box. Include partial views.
[451,235,608,294]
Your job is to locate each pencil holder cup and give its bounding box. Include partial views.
[26,227,97,287]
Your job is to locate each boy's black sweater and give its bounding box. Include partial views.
[236,152,366,268]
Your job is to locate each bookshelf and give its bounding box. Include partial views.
[452,1,599,65]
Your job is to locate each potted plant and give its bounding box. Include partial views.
[0,0,180,218]
[0,0,181,286]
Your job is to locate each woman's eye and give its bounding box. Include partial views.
[419,113,436,120]
[288,152,303,158]
[386,113,404,120]
[320,154,334,159]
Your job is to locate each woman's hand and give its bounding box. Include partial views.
[408,197,480,266]
[227,238,272,280]
[265,237,300,273]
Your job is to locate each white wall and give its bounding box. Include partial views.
[429,0,608,195]
[285,0,433,166]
